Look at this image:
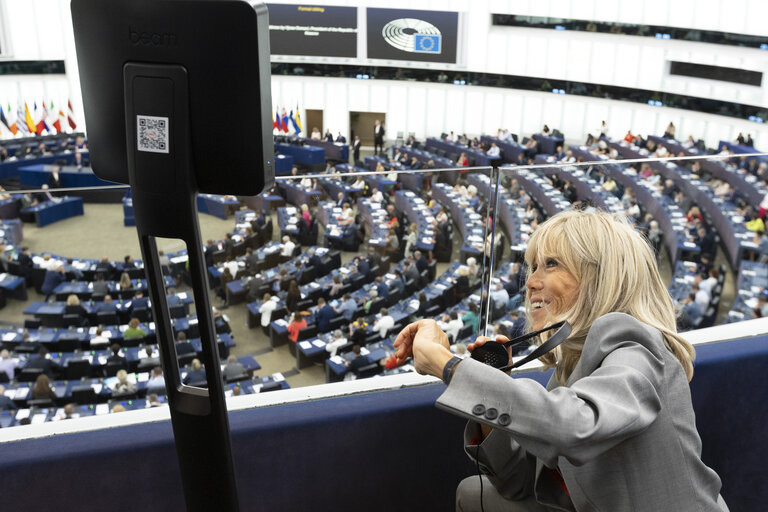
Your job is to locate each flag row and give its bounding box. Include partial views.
[0,100,78,139]
[273,106,302,135]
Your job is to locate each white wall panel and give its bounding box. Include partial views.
[718,0,747,34]
[607,105,634,141]
[590,41,616,85]
[565,40,592,83]
[561,100,586,141]
[407,87,427,139]
[347,82,371,112]
[668,0,695,29]
[463,89,485,135]
[501,95,523,136]
[521,95,543,135]
[635,46,666,91]
[545,39,568,81]
[486,31,510,76]
[541,97,562,134]
[584,102,610,137]
[482,92,504,135]
[425,86,447,136]
[324,83,350,134]
[631,108,660,138]
[642,0,670,26]
[612,43,641,89]
[385,85,408,139]
[368,84,389,112]
[525,36,549,78]
[445,88,466,133]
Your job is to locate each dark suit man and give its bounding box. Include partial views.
[315,298,336,334]
[96,296,118,314]
[308,250,323,274]
[245,248,260,273]
[352,136,361,163]
[106,344,126,366]
[128,292,149,315]
[17,248,34,270]
[375,277,389,298]
[373,120,385,155]
[41,265,66,300]
[414,251,428,274]
[96,257,117,280]
[357,257,371,277]
[348,345,369,374]
[25,348,61,379]
[0,386,17,410]
[404,260,420,284]
[336,132,346,143]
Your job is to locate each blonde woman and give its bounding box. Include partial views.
[113,369,137,394]
[118,272,132,291]
[394,210,726,511]
[404,223,418,257]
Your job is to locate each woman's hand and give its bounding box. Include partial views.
[394,319,453,378]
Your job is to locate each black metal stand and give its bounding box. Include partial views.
[123,63,239,511]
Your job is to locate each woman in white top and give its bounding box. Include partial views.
[258,292,277,336]
[437,311,463,342]
[350,176,365,190]
[404,223,418,257]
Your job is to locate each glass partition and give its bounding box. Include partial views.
[1,133,768,427]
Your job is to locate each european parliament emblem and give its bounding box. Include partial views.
[382,18,443,54]
[414,34,441,54]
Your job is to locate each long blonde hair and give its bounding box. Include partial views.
[524,210,694,384]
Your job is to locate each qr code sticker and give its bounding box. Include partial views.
[137,115,169,154]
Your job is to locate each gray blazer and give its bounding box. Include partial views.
[437,312,727,511]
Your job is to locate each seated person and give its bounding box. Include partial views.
[287,312,307,343]
[90,327,110,348]
[222,355,247,381]
[437,311,463,341]
[183,359,207,386]
[461,302,479,334]
[280,235,296,257]
[31,374,57,401]
[41,264,66,300]
[146,366,167,395]
[374,308,395,338]
[346,345,369,375]
[128,291,149,314]
[325,329,348,358]
[106,343,126,366]
[338,293,357,321]
[113,369,137,394]
[64,294,88,324]
[123,317,146,340]
[348,317,368,346]
[25,347,61,379]
[92,273,110,296]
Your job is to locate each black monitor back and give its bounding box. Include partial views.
[71,0,274,195]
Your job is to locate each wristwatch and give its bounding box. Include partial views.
[442,356,462,385]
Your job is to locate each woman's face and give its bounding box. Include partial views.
[525,255,580,331]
